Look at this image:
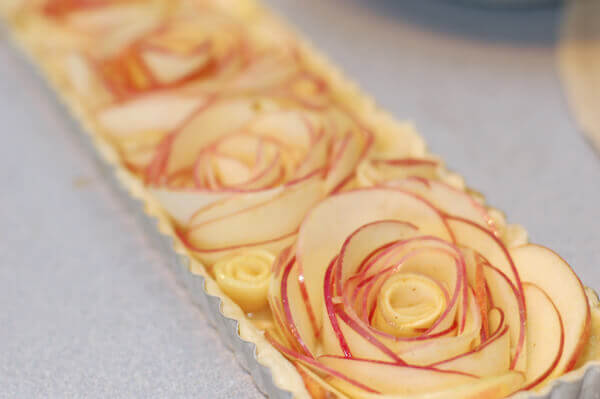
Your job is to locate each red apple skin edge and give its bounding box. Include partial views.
[520,282,565,392]
[518,244,592,373]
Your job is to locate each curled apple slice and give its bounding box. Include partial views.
[388,178,498,235]
[319,356,476,396]
[433,326,510,377]
[330,371,524,399]
[521,282,564,390]
[98,93,204,137]
[511,245,590,376]
[188,177,323,252]
[356,158,441,187]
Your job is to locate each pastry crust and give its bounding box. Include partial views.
[2,1,598,398]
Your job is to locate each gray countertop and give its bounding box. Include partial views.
[1,1,599,398]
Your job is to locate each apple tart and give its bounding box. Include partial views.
[2,0,599,398]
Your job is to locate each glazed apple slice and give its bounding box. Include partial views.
[522,282,564,390]
[446,217,521,288]
[356,158,441,187]
[432,326,510,377]
[318,356,476,395]
[329,371,524,399]
[394,289,480,366]
[511,244,590,375]
[387,178,497,235]
[142,50,211,85]
[481,262,527,372]
[488,307,505,337]
[576,288,600,366]
[97,93,204,137]
[160,98,260,176]
[149,187,235,226]
[187,177,323,251]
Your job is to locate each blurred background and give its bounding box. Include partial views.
[1,0,598,398]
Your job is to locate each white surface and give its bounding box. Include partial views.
[1,1,599,398]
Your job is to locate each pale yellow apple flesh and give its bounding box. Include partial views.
[433,327,510,377]
[511,244,590,374]
[97,93,203,137]
[188,177,323,250]
[329,371,524,399]
[522,282,564,389]
[386,178,496,235]
[318,356,476,395]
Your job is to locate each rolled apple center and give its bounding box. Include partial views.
[203,136,285,188]
[373,273,446,337]
[213,249,275,312]
[212,155,252,185]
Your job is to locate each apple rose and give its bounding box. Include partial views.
[88,0,296,102]
[267,187,591,398]
[93,16,243,101]
[30,0,298,108]
[145,92,372,266]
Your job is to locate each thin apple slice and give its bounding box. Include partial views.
[325,133,369,193]
[63,53,107,102]
[247,110,313,150]
[280,258,319,356]
[433,326,510,377]
[446,216,521,289]
[576,288,600,366]
[264,331,377,394]
[522,283,564,390]
[180,229,297,266]
[356,158,441,187]
[481,262,526,372]
[294,133,330,179]
[329,371,523,399]
[511,244,590,374]
[395,289,480,366]
[188,177,323,250]
[189,186,284,226]
[66,3,162,58]
[149,187,232,226]
[142,50,211,85]
[225,51,298,93]
[337,221,419,283]
[488,307,505,337]
[387,178,497,235]
[328,307,402,362]
[163,98,259,175]
[67,3,159,35]
[98,93,204,137]
[318,356,476,395]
